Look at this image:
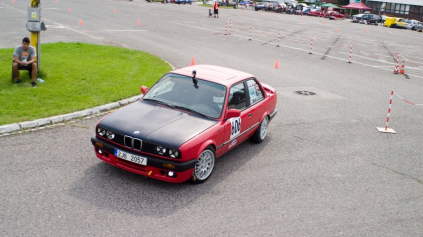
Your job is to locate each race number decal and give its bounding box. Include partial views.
[230,117,241,140]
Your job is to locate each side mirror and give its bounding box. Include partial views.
[225,109,241,120]
[141,86,149,95]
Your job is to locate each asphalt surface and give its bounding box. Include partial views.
[1,0,423,236]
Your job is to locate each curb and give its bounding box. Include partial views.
[0,95,142,136]
[0,59,176,137]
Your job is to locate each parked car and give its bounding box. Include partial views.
[412,23,423,32]
[255,2,267,11]
[175,0,192,4]
[307,9,323,17]
[351,13,364,22]
[91,65,278,183]
[384,17,405,28]
[219,0,236,6]
[323,11,344,19]
[403,20,421,29]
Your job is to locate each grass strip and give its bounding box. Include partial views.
[0,42,171,125]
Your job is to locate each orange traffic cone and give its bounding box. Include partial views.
[365,29,368,33]
[239,12,242,16]
[399,60,405,74]
[79,19,83,25]
[13,0,15,3]
[336,28,339,32]
[275,59,279,69]
[68,7,71,12]
[114,9,116,13]
[191,57,195,66]
[56,0,58,3]
[323,21,325,24]
[137,20,140,26]
[301,20,304,23]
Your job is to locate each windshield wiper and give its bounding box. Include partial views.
[143,98,175,108]
[173,105,210,118]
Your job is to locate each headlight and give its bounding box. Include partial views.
[156,146,166,155]
[169,149,179,158]
[97,127,105,136]
[106,131,115,140]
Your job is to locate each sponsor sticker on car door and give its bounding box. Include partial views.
[230,117,241,140]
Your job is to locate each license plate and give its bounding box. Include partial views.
[114,149,147,165]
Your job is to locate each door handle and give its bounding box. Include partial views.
[248,113,252,117]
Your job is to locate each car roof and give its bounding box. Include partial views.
[171,65,254,86]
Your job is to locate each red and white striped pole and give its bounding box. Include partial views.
[308,36,313,54]
[348,44,353,63]
[393,53,400,74]
[225,21,228,35]
[229,19,232,35]
[277,30,281,47]
[249,25,252,40]
[384,90,394,131]
[377,90,396,134]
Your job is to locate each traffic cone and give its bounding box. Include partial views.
[68,7,71,12]
[13,0,15,3]
[195,7,198,10]
[365,29,368,33]
[137,20,140,26]
[336,28,339,32]
[239,12,242,16]
[399,60,405,74]
[191,57,195,66]
[275,59,279,69]
[301,20,303,23]
[79,19,83,25]
[56,0,58,3]
[323,20,325,24]
[114,9,116,13]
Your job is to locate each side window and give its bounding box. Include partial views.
[228,83,247,111]
[246,79,264,106]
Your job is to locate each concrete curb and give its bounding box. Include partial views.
[0,95,143,136]
[0,59,176,137]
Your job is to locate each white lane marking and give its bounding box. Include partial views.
[0,2,104,41]
[171,21,423,79]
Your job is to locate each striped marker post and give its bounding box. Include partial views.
[249,25,252,40]
[229,20,232,35]
[348,44,353,63]
[277,30,280,47]
[308,36,313,54]
[376,90,397,134]
[225,21,228,35]
[393,53,400,74]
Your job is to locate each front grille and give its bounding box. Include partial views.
[124,135,142,151]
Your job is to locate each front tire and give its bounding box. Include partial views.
[250,116,269,143]
[190,146,216,184]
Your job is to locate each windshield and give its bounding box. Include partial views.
[143,73,227,119]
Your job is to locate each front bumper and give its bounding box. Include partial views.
[91,136,197,183]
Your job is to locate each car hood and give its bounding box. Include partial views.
[99,100,218,148]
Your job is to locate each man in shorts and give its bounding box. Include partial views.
[12,37,38,87]
[213,1,219,18]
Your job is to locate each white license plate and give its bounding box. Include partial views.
[114,149,147,165]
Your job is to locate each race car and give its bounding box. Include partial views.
[91,65,277,183]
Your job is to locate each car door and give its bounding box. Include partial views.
[244,78,266,137]
[220,81,250,154]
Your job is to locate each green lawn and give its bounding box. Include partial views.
[0,42,171,126]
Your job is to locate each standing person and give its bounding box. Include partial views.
[213,1,219,18]
[12,37,38,87]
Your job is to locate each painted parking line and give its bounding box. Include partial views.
[172,21,423,79]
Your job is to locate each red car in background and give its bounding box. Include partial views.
[323,11,345,19]
[91,65,277,184]
[307,9,324,17]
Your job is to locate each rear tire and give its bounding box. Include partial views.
[250,116,269,144]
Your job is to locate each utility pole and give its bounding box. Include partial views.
[27,0,46,72]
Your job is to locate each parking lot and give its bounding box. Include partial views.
[1,0,422,236]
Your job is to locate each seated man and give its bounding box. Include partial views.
[12,37,37,87]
